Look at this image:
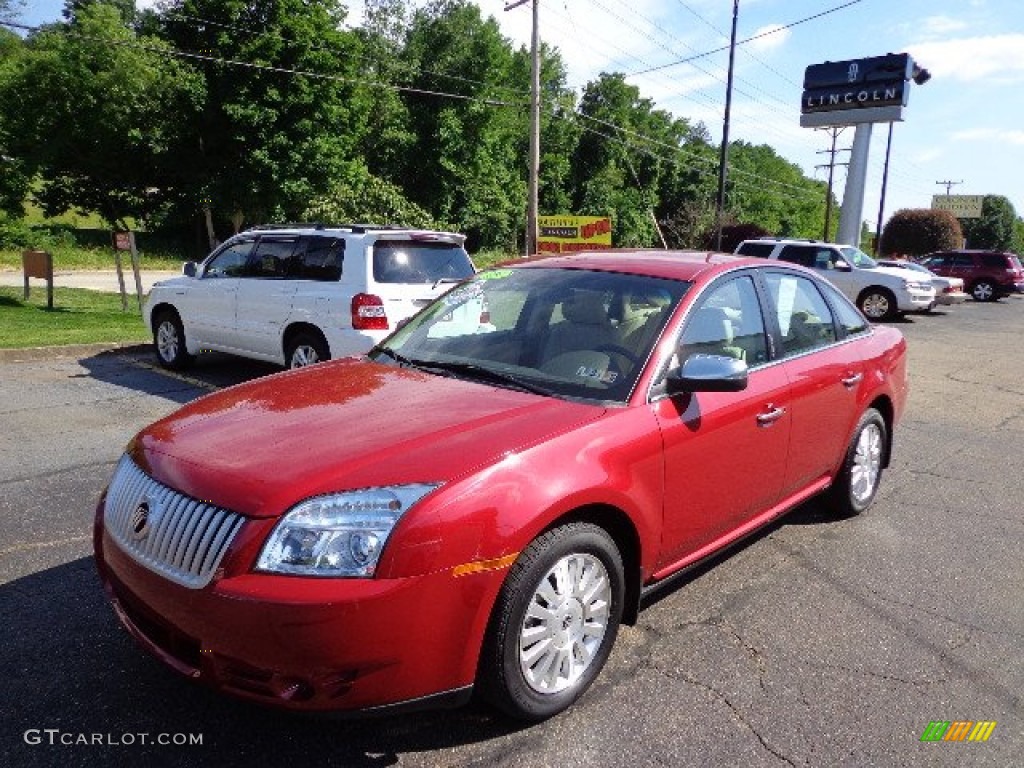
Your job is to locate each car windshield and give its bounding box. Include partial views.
[372,240,475,284]
[370,267,690,403]
[840,246,879,269]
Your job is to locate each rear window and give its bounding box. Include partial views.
[981,253,1009,268]
[735,242,776,258]
[372,240,475,284]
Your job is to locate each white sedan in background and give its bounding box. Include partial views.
[877,259,968,307]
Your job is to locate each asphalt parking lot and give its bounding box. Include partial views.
[1,299,1021,767]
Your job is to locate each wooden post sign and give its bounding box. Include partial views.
[112,230,144,313]
[22,250,54,309]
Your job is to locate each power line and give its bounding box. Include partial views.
[626,0,865,78]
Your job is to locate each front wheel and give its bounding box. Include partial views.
[479,523,624,721]
[858,288,898,321]
[286,331,330,369]
[828,408,887,516]
[153,309,194,370]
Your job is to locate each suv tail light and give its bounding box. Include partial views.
[351,294,388,331]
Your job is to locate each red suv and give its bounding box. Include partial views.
[919,250,1024,302]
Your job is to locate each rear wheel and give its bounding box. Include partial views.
[858,288,897,321]
[153,309,193,370]
[479,523,624,721]
[829,408,886,516]
[285,331,330,369]
[970,280,996,302]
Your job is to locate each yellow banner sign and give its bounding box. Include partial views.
[537,215,612,254]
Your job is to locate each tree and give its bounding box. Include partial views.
[879,208,962,257]
[960,195,1017,250]
[0,5,204,228]
[0,27,29,215]
[157,0,369,245]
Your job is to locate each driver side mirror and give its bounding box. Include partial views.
[832,259,852,272]
[182,261,198,278]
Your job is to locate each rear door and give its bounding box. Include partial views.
[763,270,864,497]
[369,237,476,327]
[233,235,302,358]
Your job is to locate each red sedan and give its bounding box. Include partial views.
[94,251,908,721]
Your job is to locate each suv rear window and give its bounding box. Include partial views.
[373,240,475,284]
[981,253,1008,268]
[735,242,775,258]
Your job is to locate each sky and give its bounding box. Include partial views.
[14,0,1024,236]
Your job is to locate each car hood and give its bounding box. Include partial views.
[130,359,605,517]
[870,265,932,285]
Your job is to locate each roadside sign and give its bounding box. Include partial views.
[537,215,612,254]
[931,195,984,218]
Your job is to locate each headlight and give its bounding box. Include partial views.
[256,485,439,577]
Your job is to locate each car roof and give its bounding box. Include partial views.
[238,224,466,241]
[510,249,763,282]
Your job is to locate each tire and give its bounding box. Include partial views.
[479,522,624,721]
[858,288,898,321]
[285,331,330,369]
[828,408,887,517]
[970,280,996,302]
[153,309,194,370]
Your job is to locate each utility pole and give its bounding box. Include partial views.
[815,127,849,241]
[935,179,963,195]
[874,122,895,255]
[714,0,739,252]
[505,0,540,256]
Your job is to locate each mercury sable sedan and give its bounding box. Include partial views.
[94,251,908,721]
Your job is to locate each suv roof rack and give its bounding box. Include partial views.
[243,222,416,234]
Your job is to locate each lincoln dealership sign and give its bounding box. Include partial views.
[800,53,915,128]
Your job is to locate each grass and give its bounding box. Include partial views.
[0,285,150,348]
[0,246,184,272]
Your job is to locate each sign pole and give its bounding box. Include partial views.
[837,123,873,247]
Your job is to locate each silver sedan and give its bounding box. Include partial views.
[877,259,968,307]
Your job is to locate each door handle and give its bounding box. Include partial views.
[756,405,786,426]
[841,373,863,388]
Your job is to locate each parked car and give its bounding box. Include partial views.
[734,238,935,320]
[145,224,476,370]
[875,259,967,306]
[918,250,1024,302]
[95,251,908,721]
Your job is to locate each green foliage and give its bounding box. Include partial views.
[0,5,204,227]
[302,161,439,229]
[879,208,962,257]
[960,195,1017,251]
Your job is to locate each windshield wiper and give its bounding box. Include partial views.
[410,359,555,396]
[374,346,420,368]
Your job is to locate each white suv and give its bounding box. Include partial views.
[734,238,935,321]
[145,224,476,369]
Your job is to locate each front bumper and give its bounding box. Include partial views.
[897,287,936,312]
[95,513,505,712]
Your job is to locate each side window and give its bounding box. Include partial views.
[778,245,815,268]
[980,253,1005,268]
[247,238,299,279]
[953,254,974,268]
[764,272,837,357]
[203,241,252,277]
[298,236,344,281]
[820,281,869,336]
[678,276,767,364]
[735,242,775,258]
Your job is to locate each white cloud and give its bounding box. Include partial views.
[906,35,1024,83]
[747,24,790,52]
[917,15,968,37]
[952,127,1024,145]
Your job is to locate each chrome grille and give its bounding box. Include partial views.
[104,455,244,589]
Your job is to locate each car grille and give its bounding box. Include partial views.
[104,455,244,589]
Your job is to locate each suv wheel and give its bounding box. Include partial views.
[286,331,330,369]
[970,279,996,302]
[153,309,194,370]
[858,288,897,321]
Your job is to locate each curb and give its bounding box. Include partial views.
[0,341,150,363]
